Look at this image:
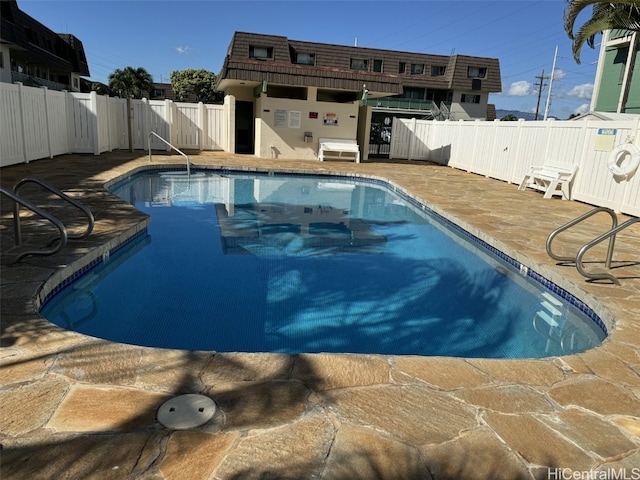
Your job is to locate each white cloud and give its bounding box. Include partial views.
[175,46,192,55]
[574,103,591,115]
[551,69,566,81]
[567,83,594,99]
[508,81,532,96]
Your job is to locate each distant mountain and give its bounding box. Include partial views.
[495,109,558,121]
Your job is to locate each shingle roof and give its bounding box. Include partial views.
[217,31,501,95]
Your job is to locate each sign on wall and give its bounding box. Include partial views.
[274,109,301,128]
[288,111,301,128]
[323,112,338,126]
[595,128,617,151]
[274,109,288,127]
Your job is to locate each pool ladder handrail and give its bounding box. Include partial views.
[0,186,69,262]
[148,132,191,175]
[13,177,95,241]
[1,177,94,262]
[575,217,640,285]
[546,206,638,285]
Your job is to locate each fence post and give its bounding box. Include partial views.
[16,82,28,163]
[64,90,73,153]
[510,119,526,183]
[199,101,205,151]
[142,98,150,150]
[126,97,133,152]
[164,99,172,151]
[41,86,54,158]
[89,91,100,155]
[407,117,417,161]
[103,94,113,151]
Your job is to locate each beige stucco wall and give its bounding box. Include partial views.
[254,87,360,159]
[449,92,490,120]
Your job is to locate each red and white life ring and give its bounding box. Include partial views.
[608,142,640,179]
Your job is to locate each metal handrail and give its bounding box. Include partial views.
[13,177,94,241]
[0,187,68,262]
[546,207,618,266]
[148,132,191,175]
[576,217,640,285]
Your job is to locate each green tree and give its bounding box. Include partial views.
[91,82,110,95]
[170,69,222,103]
[564,0,640,63]
[500,114,518,121]
[108,66,154,99]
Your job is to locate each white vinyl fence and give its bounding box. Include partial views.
[0,82,227,167]
[2,81,639,216]
[391,117,640,216]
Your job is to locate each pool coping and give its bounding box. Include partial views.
[2,152,639,478]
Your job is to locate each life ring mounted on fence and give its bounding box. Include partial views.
[607,142,640,179]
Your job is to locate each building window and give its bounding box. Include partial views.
[399,62,406,74]
[401,87,425,100]
[154,89,165,97]
[73,77,79,89]
[410,63,424,75]
[373,59,383,72]
[431,66,446,76]
[250,46,273,59]
[350,58,368,71]
[461,94,481,103]
[467,67,486,78]
[0,52,3,69]
[294,52,315,65]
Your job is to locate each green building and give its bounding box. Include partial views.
[591,30,640,114]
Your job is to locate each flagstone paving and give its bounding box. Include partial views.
[1,151,639,479]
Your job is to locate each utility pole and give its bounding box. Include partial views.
[544,46,558,120]
[534,70,547,121]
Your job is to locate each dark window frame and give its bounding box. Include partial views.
[249,45,274,60]
[410,63,424,75]
[461,93,481,104]
[294,52,316,66]
[467,66,487,78]
[350,58,369,71]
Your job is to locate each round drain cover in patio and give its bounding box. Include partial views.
[157,394,216,430]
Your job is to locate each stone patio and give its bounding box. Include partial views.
[1,151,639,479]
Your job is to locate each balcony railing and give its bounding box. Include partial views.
[364,97,436,111]
[11,72,69,92]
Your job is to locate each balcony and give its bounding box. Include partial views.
[363,97,436,112]
[11,71,69,92]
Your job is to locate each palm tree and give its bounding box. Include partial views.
[564,0,640,63]
[108,66,154,99]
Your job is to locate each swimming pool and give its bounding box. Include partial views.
[40,168,606,358]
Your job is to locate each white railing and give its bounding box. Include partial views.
[148,132,190,175]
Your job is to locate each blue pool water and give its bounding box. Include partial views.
[41,169,606,358]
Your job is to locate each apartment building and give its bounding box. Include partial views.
[216,31,501,158]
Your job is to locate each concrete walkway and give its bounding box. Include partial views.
[1,151,639,480]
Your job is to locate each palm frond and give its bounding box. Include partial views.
[565,0,640,63]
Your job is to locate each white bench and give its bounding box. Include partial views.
[518,163,578,199]
[318,138,360,163]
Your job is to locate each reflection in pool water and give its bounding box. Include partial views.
[41,170,606,358]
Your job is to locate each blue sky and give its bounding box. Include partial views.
[19,0,602,119]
